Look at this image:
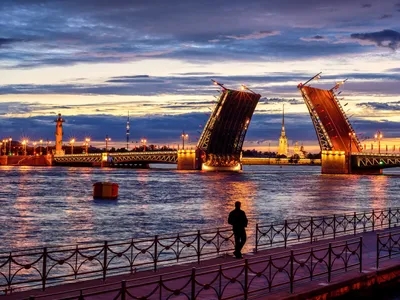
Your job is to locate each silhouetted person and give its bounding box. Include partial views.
[228,201,248,258]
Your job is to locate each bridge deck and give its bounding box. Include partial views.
[5,227,400,300]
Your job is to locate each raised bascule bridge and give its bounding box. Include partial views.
[196,82,261,171]
[53,82,260,171]
[298,74,400,174]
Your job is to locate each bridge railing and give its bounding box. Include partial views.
[26,237,362,299]
[376,229,400,269]
[256,208,400,251]
[0,227,233,293]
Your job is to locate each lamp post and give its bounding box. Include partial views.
[181,131,189,150]
[374,131,383,154]
[22,140,27,156]
[70,138,75,154]
[33,141,37,155]
[105,135,111,152]
[39,139,43,155]
[46,140,51,155]
[2,139,6,155]
[141,138,147,152]
[85,138,90,154]
[8,137,12,155]
[348,132,355,173]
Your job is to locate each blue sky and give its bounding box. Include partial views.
[0,0,399,152]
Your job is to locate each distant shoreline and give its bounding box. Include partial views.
[241,157,321,165]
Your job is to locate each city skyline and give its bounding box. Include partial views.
[0,0,400,151]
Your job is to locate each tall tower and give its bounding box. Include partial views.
[126,112,130,151]
[277,105,288,156]
[54,113,65,155]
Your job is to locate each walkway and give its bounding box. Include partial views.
[3,226,400,300]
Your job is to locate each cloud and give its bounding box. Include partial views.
[361,4,372,8]
[264,98,303,105]
[300,35,329,42]
[0,37,20,47]
[350,29,400,49]
[225,31,280,40]
[379,14,392,19]
[356,101,400,111]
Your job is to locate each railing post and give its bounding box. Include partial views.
[310,217,313,244]
[42,247,47,291]
[360,237,363,273]
[284,220,288,249]
[376,234,380,269]
[290,250,294,293]
[121,280,126,300]
[389,208,392,229]
[328,243,332,283]
[353,212,357,235]
[255,224,258,253]
[217,228,220,255]
[333,214,336,240]
[154,235,158,271]
[372,210,375,232]
[191,268,196,300]
[103,241,108,281]
[389,232,392,259]
[244,259,249,300]
[197,230,201,264]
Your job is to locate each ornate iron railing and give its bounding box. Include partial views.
[26,237,362,299]
[376,229,400,269]
[0,228,234,294]
[256,208,400,251]
[2,208,398,295]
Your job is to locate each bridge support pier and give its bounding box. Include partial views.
[177,150,201,170]
[321,151,349,174]
[321,151,382,175]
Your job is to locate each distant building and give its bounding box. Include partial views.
[293,141,306,158]
[277,105,288,156]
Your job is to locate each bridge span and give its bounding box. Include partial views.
[299,75,400,174]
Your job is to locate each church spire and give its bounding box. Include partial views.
[281,104,285,136]
[277,104,288,156]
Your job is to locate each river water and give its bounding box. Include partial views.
[0,165,399,251]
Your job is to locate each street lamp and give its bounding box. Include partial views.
[46,140,51,155]
[141,138,147,152]
[181,131,189,150]
[22,140,27,156]
[374,131,383,154]
[70,138,75,154]
[33,141,37,155]
[2,139,6,155]
[8,137,12,155]
[39,139,43,155]
[105,135,111,152]
[85,138,90,154]
[348,132,356,173]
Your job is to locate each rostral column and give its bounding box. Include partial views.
[54,113,65,155]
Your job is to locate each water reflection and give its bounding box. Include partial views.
[0,165,399,251]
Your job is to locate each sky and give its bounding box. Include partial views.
[0,0,399,152]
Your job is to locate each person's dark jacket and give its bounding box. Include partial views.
[228,209,248,231]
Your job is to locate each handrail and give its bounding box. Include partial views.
[1,208,399,294]
[26,237,362,299]
[256,208,400,251]
[376,229,400,269]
